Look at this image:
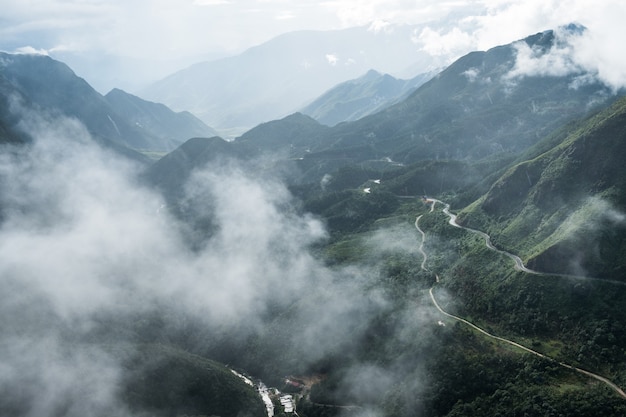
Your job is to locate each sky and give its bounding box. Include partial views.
[1,0,625,92]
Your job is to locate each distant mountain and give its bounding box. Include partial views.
[237,112,329,153]
[148,27,622,191]
[458,95,626,279]
[301,69,437,126]
[320,28,614,160]
[145,113,330,219]
[232,27,618,183]
[140,25,435,133]
[105,88,219,150]
[0,53,205,155]
[0,52,155,155]
[146,136,254,200]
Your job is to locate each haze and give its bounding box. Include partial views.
[1,0,625,92]
[2,1,626,416]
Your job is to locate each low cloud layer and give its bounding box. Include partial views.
[0,106,430,415]
[504,24,626,92]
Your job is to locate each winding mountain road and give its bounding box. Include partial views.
[435,199,541,274]
[416,200,626,400]
[433,199,626,285]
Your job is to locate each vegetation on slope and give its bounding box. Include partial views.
[5,30,626,417]
[277,93,626,415]
[121,343,266,417]
[127,78,626,417]
[459,96,626,279]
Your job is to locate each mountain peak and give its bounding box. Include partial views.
[363,69,383,80]
[280,112,321,125]
[561,22,587,35]
[139,26,435,131]
[103,88,219,149]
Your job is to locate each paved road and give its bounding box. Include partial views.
[432,199,626,285]
[434,199,540,274]
[415,205,626,400]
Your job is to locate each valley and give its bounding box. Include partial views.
[2,20,626,417]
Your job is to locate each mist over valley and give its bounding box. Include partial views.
[3,9,626,417]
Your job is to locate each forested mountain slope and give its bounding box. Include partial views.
[0,52,207,155]
[458,95,626,279]
[0,53,152,152]
[4,25,626,417]
[236,27,617,184]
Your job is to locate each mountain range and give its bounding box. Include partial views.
[139,25,436,134]
[297,28,612,165]
[147,26,615,192]
[300,69,438,126]
[459,95,626,279]
[3,23,626,417]
[104,88,219,152]
[0,52,216,155]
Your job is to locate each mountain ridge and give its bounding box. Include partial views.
[223,27,617,186]
[148,27,622,191]
[140,25,436,132]
[104,88,219,151]
[4,24,626,417]
[0,52,220,157]
[0,52,153,153]
[300,69,437,126]
[458,95,626,278]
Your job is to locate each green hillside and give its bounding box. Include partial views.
[4,26,626,417]
[122,344,266,417]
[273,80,626,416]
[231,28,615,186]
[459,96,626,279]
[383,95,626,415]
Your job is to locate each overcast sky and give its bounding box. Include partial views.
[1,0,625,92]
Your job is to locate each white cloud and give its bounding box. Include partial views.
[407,0,626,90]
[326,0,480,28]
[463,67,480,82]
[502,21,626,91]
[12,46,49,55]
[416,26,475,60]
[275,10,295,20]
[368,19,392,33]
[566,10,626,91]
[506,28,585,80]
[193,0,231,4]
[0,105,409,411]
[325,53,339,66]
